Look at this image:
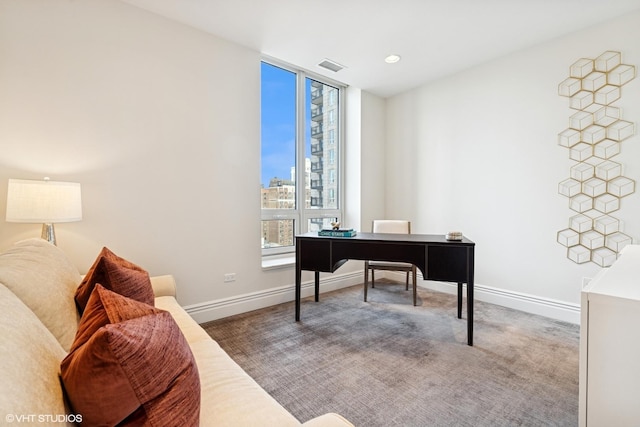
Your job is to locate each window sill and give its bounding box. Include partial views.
[262,255,295,270]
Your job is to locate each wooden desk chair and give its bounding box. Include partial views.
[364,220,418,306]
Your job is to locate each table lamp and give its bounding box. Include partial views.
[5,178,82,245]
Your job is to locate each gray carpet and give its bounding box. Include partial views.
[202,281,579,427]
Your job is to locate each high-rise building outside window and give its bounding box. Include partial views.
[260,60,343,256]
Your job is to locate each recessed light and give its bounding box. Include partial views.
[385,54,401,64]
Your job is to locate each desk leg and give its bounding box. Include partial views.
[295,265,301,321]
[457,283,463,319]
[467,280,474,346]
[315,271,320,302]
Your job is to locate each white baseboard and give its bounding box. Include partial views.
[385,271,580,324]
[184,270,363,324]
[185,271,581,325]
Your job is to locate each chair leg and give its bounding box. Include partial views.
[364,263,369,302]
[412,267,418,306]
[405,271,409,290]
[371,270,375,288]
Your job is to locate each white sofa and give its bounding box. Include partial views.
[0,238,353,426]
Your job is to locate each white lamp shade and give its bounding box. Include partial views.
[6,179,82,223]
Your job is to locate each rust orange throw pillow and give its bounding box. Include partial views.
[75,247,154,314]
[61,285,200,426]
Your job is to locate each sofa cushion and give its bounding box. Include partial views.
[0,238,81,351]
[0,283,74,426]
[155,295,214,344]
[74,246,154,314]
[189,338,301,427]
[61,285,200,426]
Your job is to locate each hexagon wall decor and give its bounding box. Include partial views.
[557,51,636,267]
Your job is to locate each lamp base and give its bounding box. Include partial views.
[41,223,57,246]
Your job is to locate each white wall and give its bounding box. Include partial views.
[360,91,387,228]
[344,87,363,231]
[0,0,383,320]
[385,12,640,314]
[344,88,387,231]
[0,0,267,309]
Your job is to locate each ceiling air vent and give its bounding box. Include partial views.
[318,59,345,72]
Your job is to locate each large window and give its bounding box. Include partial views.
[260,61,343,256]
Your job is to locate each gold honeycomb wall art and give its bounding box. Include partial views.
[557,51,636,267]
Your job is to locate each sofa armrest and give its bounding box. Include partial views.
[302,413,354,427]
[150,275,177,298]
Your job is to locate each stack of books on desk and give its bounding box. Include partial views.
[318,228,357,237]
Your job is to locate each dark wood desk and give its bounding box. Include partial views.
[295,232,476,345]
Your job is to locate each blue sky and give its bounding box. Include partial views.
[261,62,313,188]
[261,62,296,188]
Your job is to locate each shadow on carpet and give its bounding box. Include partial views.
[202,282,579,427]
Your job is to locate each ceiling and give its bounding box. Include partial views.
[121,0,640,98]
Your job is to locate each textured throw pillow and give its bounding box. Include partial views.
[74,247,154,314]
[0,238,81,351]
[61,285,200,426]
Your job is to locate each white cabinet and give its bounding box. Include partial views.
[579,244,640,427]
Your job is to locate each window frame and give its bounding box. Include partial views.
[261,58,345,258]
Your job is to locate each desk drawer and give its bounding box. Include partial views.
[297,238,332,272]
[426,245,471,282]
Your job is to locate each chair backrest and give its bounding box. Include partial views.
[372,220,411,234]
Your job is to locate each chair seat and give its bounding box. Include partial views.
[367,261,413,270]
